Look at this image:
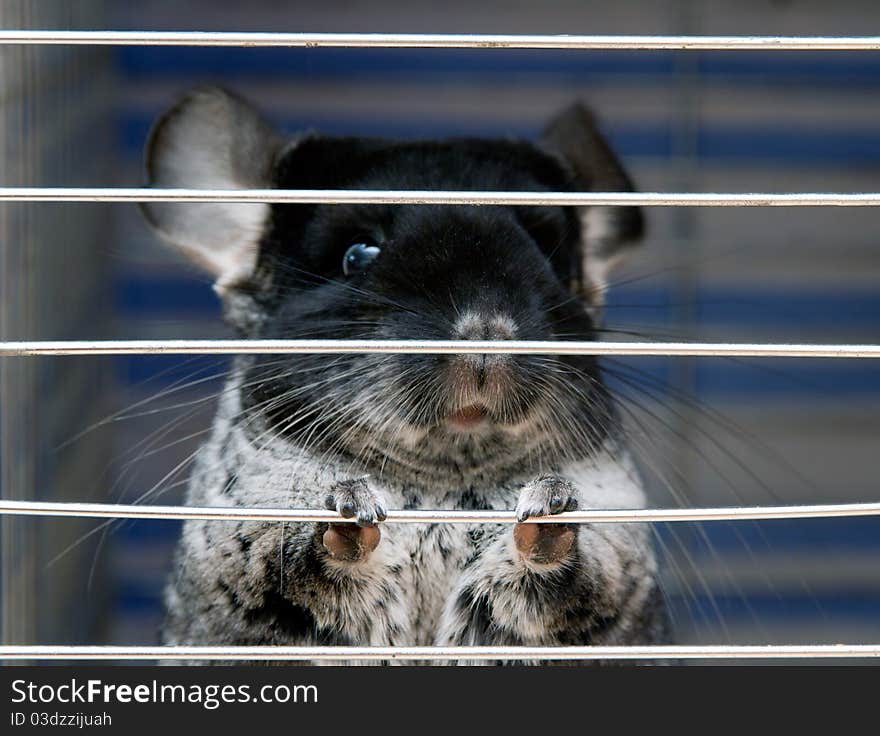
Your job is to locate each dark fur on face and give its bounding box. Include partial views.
[142,87,644,485]
[248,138,614,474]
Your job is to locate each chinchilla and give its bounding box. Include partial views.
[140,87,669,663]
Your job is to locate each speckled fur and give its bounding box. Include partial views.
[162,364,667,663]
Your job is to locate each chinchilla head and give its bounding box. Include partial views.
[141,87,643,477]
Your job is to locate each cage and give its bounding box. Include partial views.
[1,0,879,663]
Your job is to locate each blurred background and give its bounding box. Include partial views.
[1,0,879,656]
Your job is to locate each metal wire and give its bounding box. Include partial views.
[0,644,878,661]
[2,498,880,524]
[2,339,879,358]
[1,31,880,50]
[2,25,879,665]
[2,187,880,206]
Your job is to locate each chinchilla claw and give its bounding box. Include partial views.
[325,478,387,528]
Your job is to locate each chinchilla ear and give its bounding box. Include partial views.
[141,87,282,293]
[541,103,644,309]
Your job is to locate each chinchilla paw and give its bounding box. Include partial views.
[515,475,578,522]
[513,476,578,565]
[321,478,386,562]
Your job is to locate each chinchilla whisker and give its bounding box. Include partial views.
[582,381,781,635]
[612,428,750,622]
[48,517,116,569]
[112,413,210,501]
[56,360,232,450]
[604,356,822,496]
[653,524,732,641]
[235,363,373,432]
[606,375,756,505]
[93,399,216,509]
[51,464,199,571]
[111,367,335,494]
[61,355,301,462]
[272,262,425,319]
[633,417,804,612]
[603,362,793,506]
[603,240,758,295]
[547,357,761,504]
[119,422,215,475]
[648,529,697,638]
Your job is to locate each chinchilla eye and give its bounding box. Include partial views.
[342,240,381,277]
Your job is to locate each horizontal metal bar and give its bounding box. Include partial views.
[1,31,880,51]
[2,498,880,524]
[2,339,879,359]
[2,188,880,206]
[1,644,878,661]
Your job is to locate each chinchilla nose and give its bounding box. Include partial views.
[449,311,516,392]
[452,311,517,342]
